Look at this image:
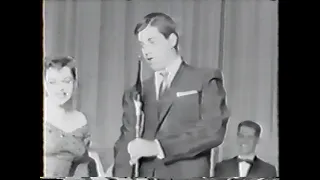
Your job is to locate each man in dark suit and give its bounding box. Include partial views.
[214,120,277,178]
[113,12,229,178]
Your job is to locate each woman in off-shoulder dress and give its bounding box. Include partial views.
[43,56,97,178]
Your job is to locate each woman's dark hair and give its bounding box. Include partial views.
[44,56,77,80]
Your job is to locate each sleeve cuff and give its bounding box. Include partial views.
[154,139,165,159]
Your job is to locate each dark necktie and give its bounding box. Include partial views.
[158,71,169,99]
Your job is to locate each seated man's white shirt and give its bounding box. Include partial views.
[238,154,255,177]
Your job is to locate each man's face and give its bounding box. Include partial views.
[138,25,174,71]
[236,126,259,155]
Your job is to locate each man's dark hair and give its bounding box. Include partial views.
[237,120,262,137]
[134,12,179,51]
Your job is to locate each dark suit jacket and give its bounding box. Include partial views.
[113,61,229,178]
[69,151,98,177]
[214,156,277,178]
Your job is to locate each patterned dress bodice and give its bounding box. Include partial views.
[44,122,90,177]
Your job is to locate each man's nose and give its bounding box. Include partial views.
[143,46,152,54]
[144,51,152,57]
[239,138,247,144]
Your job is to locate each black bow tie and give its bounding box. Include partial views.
[237,157,254,164]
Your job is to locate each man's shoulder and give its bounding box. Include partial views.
[125,75,154,91]
[123,79,150,99]
[186,64,223,79]
[256,157,277,170]
[216,156,237,166]
[200,67,223,79]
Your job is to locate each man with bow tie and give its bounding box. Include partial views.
[112,12,229,178]
[214,120,277,178]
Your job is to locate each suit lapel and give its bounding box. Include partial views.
[246,156,260,177]
[157,62,186,126]
[142,75,158,123]
[228,156,262,177]
[142,76,156,104]
[231,157,240,177]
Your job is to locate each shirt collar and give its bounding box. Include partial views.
[238,153,256,160]
[155,56,182,77]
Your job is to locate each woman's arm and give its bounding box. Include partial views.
[72,121,91,162]
[69,120,94,176]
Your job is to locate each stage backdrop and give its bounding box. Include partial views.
[44,0,278,175]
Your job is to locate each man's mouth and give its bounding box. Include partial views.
[146,57,154,61]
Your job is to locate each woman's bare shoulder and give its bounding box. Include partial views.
[73,110,87,121]
[69,110,88,129]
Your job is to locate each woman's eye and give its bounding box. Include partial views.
[48,81,56,84]
[63,78,73,83]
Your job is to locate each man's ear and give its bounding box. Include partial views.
[168,33,178,49]
[256,137,260,144]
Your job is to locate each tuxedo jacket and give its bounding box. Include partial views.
[69,156,98,177]
[214,156,277,178]
[113,61,230,178]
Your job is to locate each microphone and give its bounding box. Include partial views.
[135,56,143,102]
[132,56,144,177]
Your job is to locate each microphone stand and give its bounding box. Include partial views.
[132,57,144,178]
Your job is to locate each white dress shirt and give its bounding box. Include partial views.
[238,154,255,177]
[154,56,182,159]
[154,57,182,100]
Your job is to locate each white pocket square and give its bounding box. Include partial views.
[176,90,198,97]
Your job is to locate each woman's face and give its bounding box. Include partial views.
[45,66,74,106]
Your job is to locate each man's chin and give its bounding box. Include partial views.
[238,149,250,154]
[239,152,253,156]
[151,65,165,72]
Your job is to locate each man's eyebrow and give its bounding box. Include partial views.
[138,37,157,44]
[148,37,157,41]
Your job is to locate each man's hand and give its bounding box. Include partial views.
[127,138,160,165]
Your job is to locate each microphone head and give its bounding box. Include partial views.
[135,56,143,97]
